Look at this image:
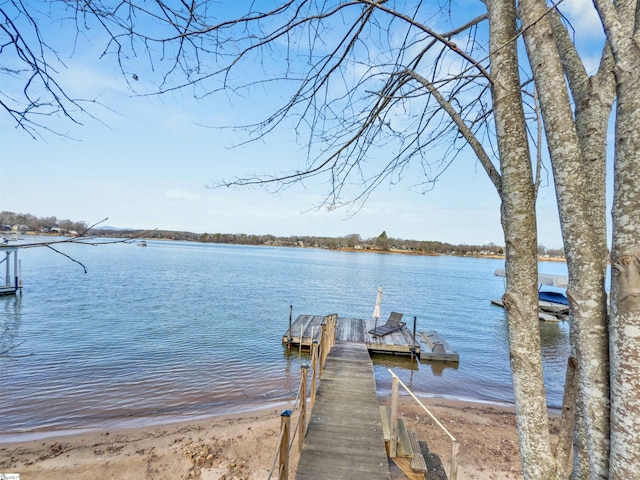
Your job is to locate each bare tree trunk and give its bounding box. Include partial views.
[553,356,579,479]
[609,54,640,477]
[593,0,640,476]
[487,1,553,478]
[547,8,615,478]
[519,0,612,477]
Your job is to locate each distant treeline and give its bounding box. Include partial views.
[0,211,565,257]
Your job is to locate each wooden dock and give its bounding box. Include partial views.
[283,314,419,357]
[295,341,392,480]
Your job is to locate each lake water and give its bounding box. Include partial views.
[0,239,570,436]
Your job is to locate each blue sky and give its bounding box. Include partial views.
[1,0,605,248]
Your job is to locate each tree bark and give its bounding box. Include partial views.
[519,0,612,476]
[553,356,579,480]
[548,7,615,478]
[487,1,553,478]
[593,0,640,476]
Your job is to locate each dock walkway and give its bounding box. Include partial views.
[296,340,391,480]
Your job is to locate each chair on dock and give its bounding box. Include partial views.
[369,312,405,337]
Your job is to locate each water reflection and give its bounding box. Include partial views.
[281,347,311,394]
[422,360,460,377]
[1,296,23,356]
[370,353,419,371]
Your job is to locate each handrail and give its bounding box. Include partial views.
[268,313,337,479]
[388,368,459,480]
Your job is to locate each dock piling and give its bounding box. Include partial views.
[279,410,292,480]
[299,365,309,452]
[310,341,319,408]
[412,316,417,360]
[287,305,292,348]
[390,374,399,457]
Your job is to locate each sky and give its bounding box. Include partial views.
[1,0,607,249]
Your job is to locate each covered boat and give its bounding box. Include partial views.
[492,269,569,321]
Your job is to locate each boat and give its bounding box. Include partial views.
[492,269,569,321]
[137,240,147,247]
[1,233,19,243]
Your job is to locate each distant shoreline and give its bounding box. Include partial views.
[12,231,566,263]
[334,245,566,263]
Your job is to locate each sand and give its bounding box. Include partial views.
[0,397,559,480]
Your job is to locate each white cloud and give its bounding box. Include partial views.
[560,0,603,35]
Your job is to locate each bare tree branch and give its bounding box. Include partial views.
[0,340,31,359]
[14,218,156,271]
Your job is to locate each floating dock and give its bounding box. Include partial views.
[491,298,566,322]
[283,314,420,357]
[416,331,459,363]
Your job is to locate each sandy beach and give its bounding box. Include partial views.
[0,396,560,480]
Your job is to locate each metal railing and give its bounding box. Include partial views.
[387,368,459,480]
[268,313,337,479]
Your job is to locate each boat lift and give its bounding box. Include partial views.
[0,246,22,296]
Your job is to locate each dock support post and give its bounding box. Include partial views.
[279,410,292,480]
[287,305,292,348]
[14,250,19,294]
[450,439,460,480]
[310,341,319,409]
[299,365,309,451]
[390,374,399,457]
[319,323,328,377]
[4,251,9,287]
[412,316,417,360]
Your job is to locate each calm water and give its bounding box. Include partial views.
[0,239,570,436]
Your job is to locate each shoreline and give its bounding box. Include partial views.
[1,389,541,443]
[14,232,566,263]
[0,396,560,480]
[0,401,296,445]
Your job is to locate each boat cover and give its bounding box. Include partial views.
[538,291,569,306]
[494,269,568,288]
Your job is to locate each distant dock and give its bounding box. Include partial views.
[283,314,420,358]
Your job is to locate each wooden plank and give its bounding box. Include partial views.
[379,407,412,457]
[408,429,427,473]
[297,341,391,480]
[380,406,391,441]
[396,418,413,458]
